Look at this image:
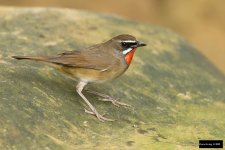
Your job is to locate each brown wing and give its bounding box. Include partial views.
[47,43,115,70]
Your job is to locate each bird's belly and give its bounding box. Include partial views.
[58,66,127,83]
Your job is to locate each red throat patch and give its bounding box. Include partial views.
[125,48,136,65]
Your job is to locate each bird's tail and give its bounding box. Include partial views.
[12,56,49,62]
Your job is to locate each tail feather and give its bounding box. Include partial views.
[12,56,49,62]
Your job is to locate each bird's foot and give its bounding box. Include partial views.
[86,90,131,107]
[99,96,131,107]
[84,109,114,122]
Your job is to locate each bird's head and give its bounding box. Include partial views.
[109,34,146,65]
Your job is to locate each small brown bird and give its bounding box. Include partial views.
[12,34,146,121]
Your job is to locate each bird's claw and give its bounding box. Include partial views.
[99,97,131,107]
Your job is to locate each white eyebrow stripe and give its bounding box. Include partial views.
[122,40,136,43]
[122,48,133,55]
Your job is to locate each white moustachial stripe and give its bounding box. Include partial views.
[122,48,133,55]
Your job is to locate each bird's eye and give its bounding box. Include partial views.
[121,42,128,48]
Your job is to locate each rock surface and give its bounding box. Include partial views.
[0,7,224,149]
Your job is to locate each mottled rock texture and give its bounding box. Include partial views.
[0,7,224,149]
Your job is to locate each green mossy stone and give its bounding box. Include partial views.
[0,7,224,149]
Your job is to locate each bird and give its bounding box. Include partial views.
[12,34,146,121]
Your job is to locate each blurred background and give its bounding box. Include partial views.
[1,0,225,74]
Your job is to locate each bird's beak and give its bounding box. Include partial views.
[130,41,146,48]
[137,41,147,47]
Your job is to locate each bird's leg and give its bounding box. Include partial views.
[76,81,114,122]
[85,89,131,107]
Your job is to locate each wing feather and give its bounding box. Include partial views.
[47,44,115,70]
